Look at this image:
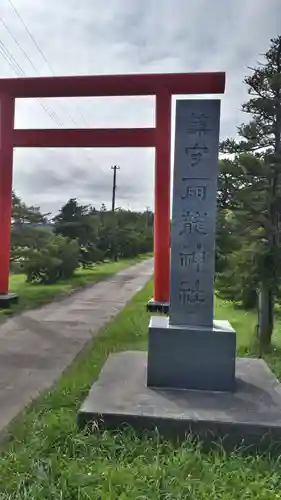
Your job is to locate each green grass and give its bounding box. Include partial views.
[215,296,281,379]
[1,282,281,498]
[0,254,151,318]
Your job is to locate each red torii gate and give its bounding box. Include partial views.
[0,72,225,307]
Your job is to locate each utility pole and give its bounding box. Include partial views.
[111,165,120,262]
[145,206,150,229]
[111,165,120,212]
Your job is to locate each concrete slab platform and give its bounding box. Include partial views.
[78,351,281,453]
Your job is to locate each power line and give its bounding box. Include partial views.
[7,0,55,74]
[0,35,94,171]
[0,14,68,124]
[1,7,74,127]
[0,32,94,168]
[0,16,41,75]
[0,18,65,126]
[0,39,24,75]
[6,0,89,127]
[0,37,63,127]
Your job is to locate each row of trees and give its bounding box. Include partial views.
[11,195,153,284]
[215,35,281,350]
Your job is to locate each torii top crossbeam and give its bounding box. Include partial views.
[0,72,225,307]
[0,72,225,97]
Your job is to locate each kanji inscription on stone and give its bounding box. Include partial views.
[170,99,221,327]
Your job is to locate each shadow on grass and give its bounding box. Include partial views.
[97,424,281,459]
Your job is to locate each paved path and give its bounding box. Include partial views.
[0,258,153,435]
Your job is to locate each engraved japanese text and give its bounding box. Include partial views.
[181,181,207,200]
[179,280,206,305]
[186,112,211,136]
[179,211,208,236]
[185,143,209,167]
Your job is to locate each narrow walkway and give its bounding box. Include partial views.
[0,258,153,434]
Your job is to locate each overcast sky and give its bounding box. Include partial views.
[1,0,280,215]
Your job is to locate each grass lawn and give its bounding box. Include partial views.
[214,296,281,375]
[1,281,281,498]
[0,254,151,318]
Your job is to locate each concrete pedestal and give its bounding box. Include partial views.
[0,293,18,309]
[78,351,281,453]
[147,316,236,392]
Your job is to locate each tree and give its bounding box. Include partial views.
[216,159,243,275]
[220,36,281,348]
[23,235,80,284]
[12,191,49,228]
[11,192,51,267]
[9,190,153,284]
[216,158,263,308]
[53,198,91,240]
[53,198,100,267]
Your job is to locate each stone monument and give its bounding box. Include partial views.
[78,98,281,452]
[147,99,236,392]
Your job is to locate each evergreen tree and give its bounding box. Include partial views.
[53,198,101,267]
[11,192,51,266]
[220,36,281,348]
[12,191,49,228]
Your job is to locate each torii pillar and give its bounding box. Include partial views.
[147,90,171,313]
[0,93,18,307]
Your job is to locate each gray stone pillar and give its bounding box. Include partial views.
[170,100,220,327]
[147,99,236,392]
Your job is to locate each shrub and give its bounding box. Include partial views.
[22,235,80,284]
[80,244,105,268]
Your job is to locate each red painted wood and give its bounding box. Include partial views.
[0,94,15,294]
[154,90,171,304]
[0,71,226,303]
[13,128,156,148]
[0,72,225,98]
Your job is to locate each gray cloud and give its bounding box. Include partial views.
[1,0,281,214]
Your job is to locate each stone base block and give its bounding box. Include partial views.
[147,316,236,392]
[78,351,281,453]
[146,299,169,314]
[0,293,18,309]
